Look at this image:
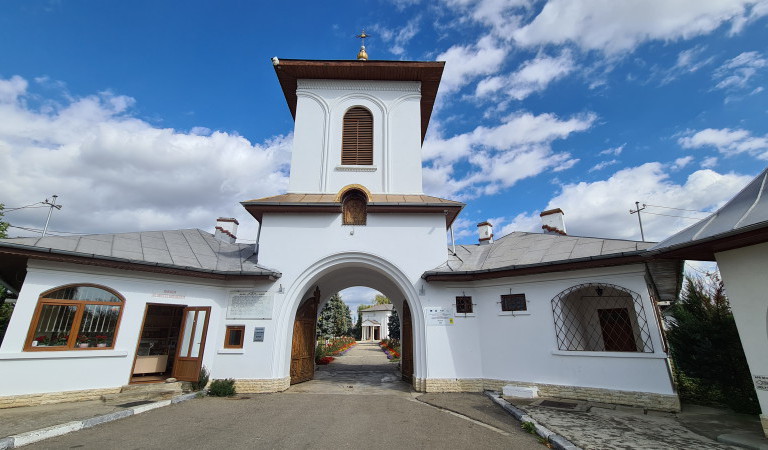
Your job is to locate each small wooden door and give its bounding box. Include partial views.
[290,288,320,385]
[401,301,413,383]
[172,307,211,381]
[598,308,637,352]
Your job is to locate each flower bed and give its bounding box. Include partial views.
[379,339,401,360]
[317,356,335,365]
[315,336,357,364]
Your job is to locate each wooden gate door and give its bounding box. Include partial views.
[290,288,320,385]
[172,307,211,382]
[401,301,413,383]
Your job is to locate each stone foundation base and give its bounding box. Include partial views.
[761,414,767,438]
[422,378,680,412]
[233,377,290,393]
[413,377,426,393]
[0,387,121,409]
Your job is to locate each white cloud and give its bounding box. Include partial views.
[512,0,768,54]
[701,156,719,168]
[476,50,574,100]
[371,17,420,56]
[678,127,768,159]
[423,111,595,198]
[589,159,618,172]
[496,163,752,241]
[599,144,625,156]
[661,45,716,84]
[672,156,694,169]
[0,75,291,241]
[713,51,768,91]
[436,36,508,93]
[441,0,532,37]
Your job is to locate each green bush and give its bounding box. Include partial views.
[668,275,760,414]
[315,342,328,363]
[208,378,236,397]
[191,366,210,391]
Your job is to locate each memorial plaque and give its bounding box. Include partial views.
[425,306,454,326]
[754,375,768,391]
[227,290,273,319]
[253,327,265,342]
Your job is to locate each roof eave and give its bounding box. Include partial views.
[422,251,648,281]
[647,221,768,261]
[0,242,282,281]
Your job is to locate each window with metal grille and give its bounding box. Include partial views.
[455,296,473,314]
[551,283,653,353]
[25,284,124,351]
[341,107,373,165]
[342,190,367,225]
[501,294,527,312]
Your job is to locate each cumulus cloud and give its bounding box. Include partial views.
[589,159,618,172]
[512,0,768,54]
[436,35,508,93]
[476,50,574,101]
[0,76,291,241]
[672,156,694,170]
[712,51,768,91]
[496,163,752,241]
[422,111,595,198]
[678,127,768,159]
[441,0,532,38]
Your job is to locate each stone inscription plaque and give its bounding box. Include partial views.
[425,306,454,326]
[227,290,273,319]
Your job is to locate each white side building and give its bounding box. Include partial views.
[360,304,394,341]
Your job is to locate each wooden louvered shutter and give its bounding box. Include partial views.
[341,107,373,165]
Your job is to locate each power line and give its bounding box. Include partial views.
[8,224,85,236]
[644,203,708,214]
[3,202,47,212]
[643,211,708,220]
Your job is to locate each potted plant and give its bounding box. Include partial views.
[77,334,90,348]
[53,335,69,346]
[95,335,109,347]
[33,335,49,347]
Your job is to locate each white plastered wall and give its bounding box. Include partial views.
[716,242,768,429]
[420,264,675,395]
[0,260,276,396]
[287,79,423,195]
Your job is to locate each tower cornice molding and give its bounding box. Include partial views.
[297,79,421,93]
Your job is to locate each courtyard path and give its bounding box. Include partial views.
[286,341,408,395]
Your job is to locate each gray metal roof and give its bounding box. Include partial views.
[362,304,394,312]
[428,232,654,274]
[651,167,768,253]
[0,229,280,277]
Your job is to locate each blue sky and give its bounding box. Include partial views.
[1,1,767,309]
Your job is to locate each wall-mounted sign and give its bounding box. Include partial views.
[152,289,185,299]
[253,327,265,342]
[425,306,454,326]
[754,375,768,391]
[227,290,273,319]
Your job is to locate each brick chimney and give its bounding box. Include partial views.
[214,217,239,244]
[477,221,494,245]
[540,209,566,235]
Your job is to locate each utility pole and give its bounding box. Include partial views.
[629,201,646,242]
[42,195,62,237]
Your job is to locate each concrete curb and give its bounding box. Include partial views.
[0,391,203,449]
[484,391,581,450]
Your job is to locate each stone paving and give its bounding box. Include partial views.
[507,397,749,449]
[286,341,412,396]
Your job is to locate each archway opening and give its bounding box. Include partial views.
[285,262,417,392]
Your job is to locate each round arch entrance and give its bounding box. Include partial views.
[273,252,425,388]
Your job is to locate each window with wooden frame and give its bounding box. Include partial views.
[224,325,245,349]
[342,190,367,225]
[24,284,124,351]
[501,294,527,312]
[341,107,373,165]
[455,296,473,314]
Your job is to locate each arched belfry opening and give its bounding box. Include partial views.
[341,106,373,165]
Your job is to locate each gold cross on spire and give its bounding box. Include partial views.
[356,30,370,60]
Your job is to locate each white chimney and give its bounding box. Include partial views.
[214,217,239,244]
[477,221,494,245]
[540,208,566,235]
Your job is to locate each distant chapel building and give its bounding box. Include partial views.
[3,49,726,414]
